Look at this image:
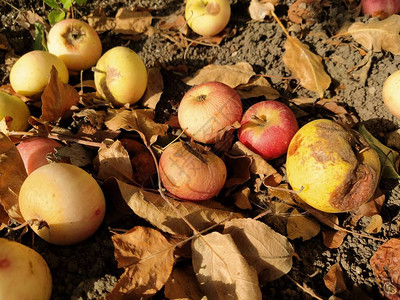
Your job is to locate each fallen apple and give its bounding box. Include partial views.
[0,91,30,131]
[17,137,62,175]
[47,18,102,71]
[10,50,69,97]
[361,0,400,18]
[94,46,147,105]
[286,119,381,213]
[0,238,52,300]
[237,100,298,160]
[185,0,231,36]
[159,141,227,201]
[382,70,400,118]
[19,163,106,245]
[178,81,243,144]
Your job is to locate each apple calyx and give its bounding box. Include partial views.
[62,26,85,46]
[196,94,207,102]
[207,2,221,15]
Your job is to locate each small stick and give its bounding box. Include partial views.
[286,274,324,300]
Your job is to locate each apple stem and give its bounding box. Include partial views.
[91,67,106,74]
[8,218,44,231]
[251,114,267,124]
[265,185,305,194]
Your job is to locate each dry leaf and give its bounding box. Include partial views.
[235,76,280,99]
[287,208,320,241]
[288,0,325,25]
[114,8,153,35]
[158,14,188,35]
[0,133,26,223]
[108,178,242,236]
[351,188,385,226]
[233,187,252,210]
[142,68,164,109]
[223,218,294,282]
[370,238,400,299]
[267,184,297,206]
[322,230,347,249]
[283,36,331,98]
[364,214,383,234]
[324,263,348,294]
[87,10,115,33]
[54,143,92,167]
[41,67,80,122]
[164,264,205,300]
[347,15,400,55]
[249,0,278,20]
[224,154,252,188]
[107,226,175,299]
[192,232,262,299]
[0,34,9,50]
[183,62,255,88]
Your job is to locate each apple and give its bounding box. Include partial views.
[17,137,62,175]
[19,163,106,245]
[178,81,243,144]
[382,70,400,118]
[238,100,298,160]
[0,91,30,131]
[0,238,52,300]
[185,0,231,36]
[47,19,102,72]
[10,50,69,97]
[94,46,147,106]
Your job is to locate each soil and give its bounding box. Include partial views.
[1,0,400,299]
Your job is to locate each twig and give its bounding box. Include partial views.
[256,74,295,80]
[286,274,324,300]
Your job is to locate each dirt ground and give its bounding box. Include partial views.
[1,0,400,299]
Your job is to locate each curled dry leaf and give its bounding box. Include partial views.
[142,68,164,109]
[223,154,252,188]
[114,8,152,35]
[288,0,327,25]
[249,0,278,21]
[322,230,347,249]
[183,62,255,88]
[235,76,280,100]
[347,15,400,55]
[323,263,348,294]
[370,238,400,299]
[108,178,242,236]
[158,14,188,35]
[54,143,92,167]
[41,66,80,122]
[286,208,320,241]
[233,187,252,210]
[192,232,262,299]
[364,214,383,234]
[283,37,331,98]
[223,218,294,282]
[0,133,26,223]
[107,226,175,300]
[351,188,385,226]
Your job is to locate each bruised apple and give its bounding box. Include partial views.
[10,50,69,97]
[0,91,30,131]
[19,163,106,245]
[286,119,380,213]
[185,0,231,36]
[47,19,102,71]
[178,82,243,144]
[94,46,147,105]
[17,137,62,175]
[159,141,227,201]
[0,238,52,300]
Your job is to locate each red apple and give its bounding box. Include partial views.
[17,137,62,175]
[178,82,243,144]
[238,101,298,160]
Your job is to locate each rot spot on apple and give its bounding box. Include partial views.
[207,2,220,15]
[0,258,10,269]
[61,27,86,48]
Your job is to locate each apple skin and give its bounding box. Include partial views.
[185,0,231,36]
[94,46,147,106]
[47,19,102,71]
[382,70,400,118]
[10,50,69,97]
[17,137,62,175]
[19,163,106,246]
[178,82,243,144]
[238,100,299,160]
[0,91,30,131]
[0,238,52,300]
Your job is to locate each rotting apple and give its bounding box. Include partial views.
[10,50,69,97]
[185,0,231,36]
[237,100,298,160]
[159,141,227,201]
[47,19,102,72]
[361,0,400,18]
[17,137,62,175]
[94,46,147,106]
[0,238,52,300]
[178,81,243,144]
[382,70,400,118]
[19,163,106,245]
[0,91,31,131]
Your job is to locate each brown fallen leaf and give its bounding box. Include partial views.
[0,34,9,50]
[223,218,294,282]
[347,15,400,55]
[223,154,252,188]
[0,133,26,223]
[364,214,383,234]
[322,230,347,249]
[141,68,164,109]
[370,238,400,299]
[323,263,348,294]
[288,0,327,25]
[249,0,278,20]
[287,208,320,241]
[114,8,153,35]
[351,188,385,226]
[183,62,255,88]
[232,187,252,210]
[235,76,280,99]
[283,36,331,98]
[158,14,188,35]
[192,232,262,299]
[107,226,175,299]
[41,67,80,122]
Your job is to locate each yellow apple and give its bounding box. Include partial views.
[0,91,30,131]
[10,50,69,97]
[185,0,231,36]
[47,19,102,71]
[94,46,147,105]
[382,70,400,118]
